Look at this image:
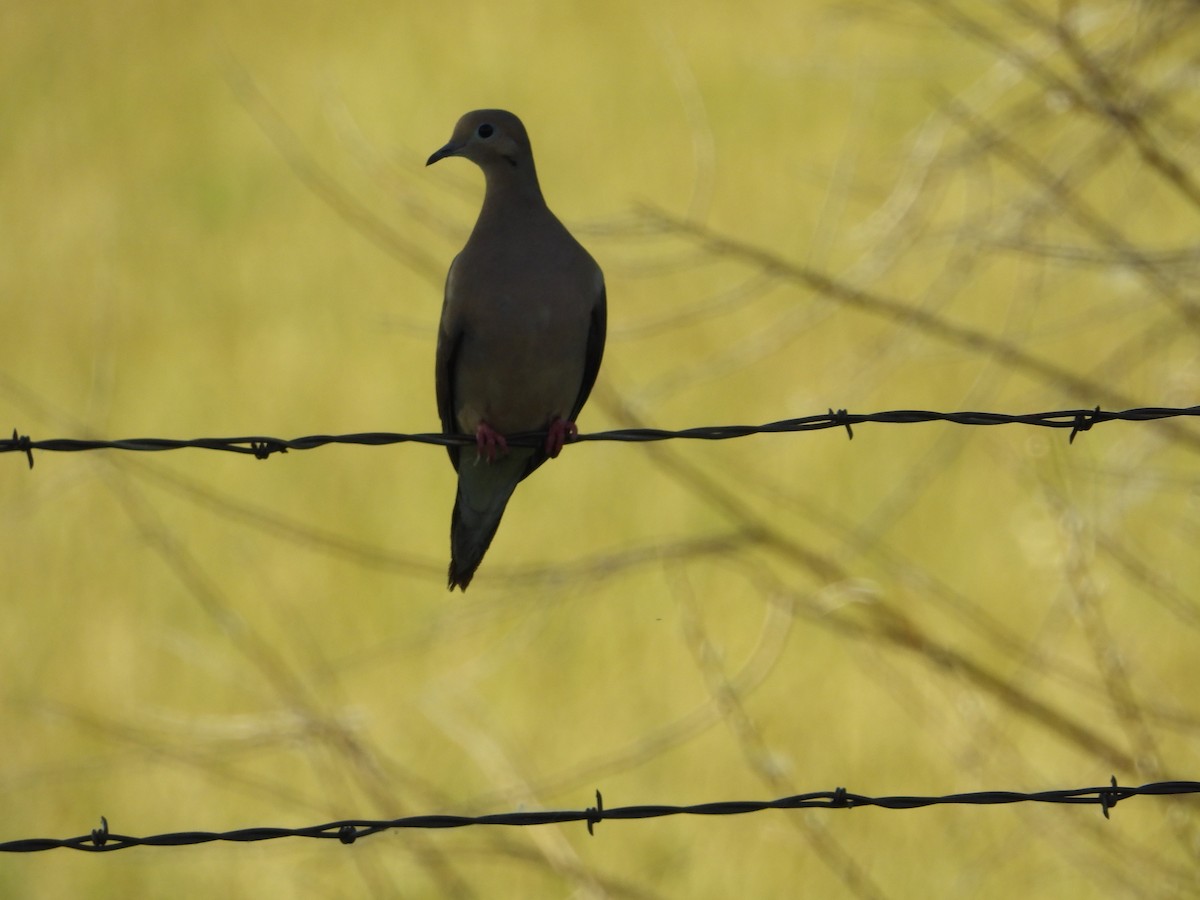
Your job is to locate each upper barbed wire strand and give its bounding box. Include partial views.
[4,406,1199,468]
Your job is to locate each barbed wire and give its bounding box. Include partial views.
[2,779,1195,853]
[4,405,1198,468]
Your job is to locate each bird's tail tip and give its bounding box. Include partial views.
[448,517,493,591]
[447,561,477,592]
[447,467,519,593]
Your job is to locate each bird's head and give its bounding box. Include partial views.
[427,109,532,171]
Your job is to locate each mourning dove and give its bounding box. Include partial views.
[427,110,607,591]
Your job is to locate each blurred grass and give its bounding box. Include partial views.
[3,0,1200,896]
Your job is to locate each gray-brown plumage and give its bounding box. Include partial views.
[427,110,606,591]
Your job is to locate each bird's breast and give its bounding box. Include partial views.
[451,290,591,435]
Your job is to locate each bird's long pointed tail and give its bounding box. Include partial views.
[447,452,527,590]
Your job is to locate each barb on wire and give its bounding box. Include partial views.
[2,779,1195,853]
[3,405,1198,468]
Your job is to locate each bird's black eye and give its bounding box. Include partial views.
[477,123,494,139]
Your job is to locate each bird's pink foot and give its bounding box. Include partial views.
[544,417,578,459]
[475,422,508,462]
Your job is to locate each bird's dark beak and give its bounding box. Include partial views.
[426,141,461,166]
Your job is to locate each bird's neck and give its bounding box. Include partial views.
[480,163,546,218]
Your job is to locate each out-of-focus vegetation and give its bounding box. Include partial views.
[2,1,1199,896]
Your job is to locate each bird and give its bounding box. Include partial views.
[427,110,607,591]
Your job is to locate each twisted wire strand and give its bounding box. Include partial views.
[3,779,1193,852]
[5,405,1198,468]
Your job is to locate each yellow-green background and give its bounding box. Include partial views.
[3,1,1199,896]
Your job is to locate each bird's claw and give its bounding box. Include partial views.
[545,417,578,459]
[475,422,508,462]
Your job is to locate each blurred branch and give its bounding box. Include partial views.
[979,237,1200,273]
[628,205,1200,449]
[645,14,717,223]
[1007,0,1200,213]
[671,567,888,900]
[936,94,1200,331]
[450,565,797,810]
[224,57,445,285]
[593,388,1141,773]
